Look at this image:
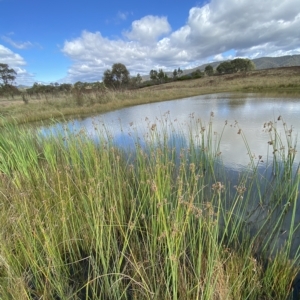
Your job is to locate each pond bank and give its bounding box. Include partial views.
[1,66,300,126]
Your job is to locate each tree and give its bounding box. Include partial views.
[134,73,143,86]
[173,69,178,79]
[59,83,72,92]
[103,63,130,89]
[217,58,255,74]
[74,81,85,90]
[177,68,183,76]
[150,69,158,81]
[216,61,235,74]
[103,69,114,87]
[112,63,130,86]
[158,69,166,83]
[0,63,17,86]
[135,73,142,85]
[231,58,255,72]
[204,65,214,76]
[130,73,142,88]
[29,82,41,94]
[191,69,203,79]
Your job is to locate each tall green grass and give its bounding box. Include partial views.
[0,117,299,299]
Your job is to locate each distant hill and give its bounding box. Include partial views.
[141,54,300,81]
[252,54,300,69]
[197,54,300,71]
[17,85,30,90]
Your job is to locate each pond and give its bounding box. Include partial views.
[39,92,300,256]
[40,92,300,172]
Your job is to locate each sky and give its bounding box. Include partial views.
[0,0,299,86]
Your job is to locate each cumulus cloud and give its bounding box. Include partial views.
[0,44,26,67]
[182,0,300,58]
[124,15,171,44]
[0,44,35,85]
[62,30,179,83]
[61,0,300,83]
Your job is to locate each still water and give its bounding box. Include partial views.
[39,92,300,255]
[40,93,300,172]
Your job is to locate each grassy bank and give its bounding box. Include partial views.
[0,66,300,125]
[0,117,299,299]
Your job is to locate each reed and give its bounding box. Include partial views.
[0,116,299,299]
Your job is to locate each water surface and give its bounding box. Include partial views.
[39,92,300,255]
[40,92,300,171]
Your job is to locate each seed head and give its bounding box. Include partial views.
[212,182,225,193]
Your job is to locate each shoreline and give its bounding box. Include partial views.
[1,67,300,126]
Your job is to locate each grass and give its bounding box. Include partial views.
[0,115,299,299]
[0,66,300,126]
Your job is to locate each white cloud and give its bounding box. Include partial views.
[106,11,133,25]
[0,44,35,85]
[182,0,300,58]
[62,29,187,82]
[13,67,36,86]
[117,11,129,21]
[213,54,225,61]
[0,44,26,66]
[1,36,33,49]
[61,0,300,83]
[124,15,171,44]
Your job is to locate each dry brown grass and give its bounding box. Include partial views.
[0,66,299,125]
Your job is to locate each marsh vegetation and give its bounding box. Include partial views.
[0,66,299,299]
[0,116,299,299]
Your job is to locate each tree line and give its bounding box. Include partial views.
[0,58,256,97]
[102,58,255,89]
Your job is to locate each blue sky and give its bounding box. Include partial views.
[0,0,299,86]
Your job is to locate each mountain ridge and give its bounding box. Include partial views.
[16,54,300,87]
[141,54,300,81]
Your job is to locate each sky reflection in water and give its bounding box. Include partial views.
[38,93,300,255]
[40,93,300,172]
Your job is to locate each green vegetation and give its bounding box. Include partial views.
[216,58,255,74]
[177,69,204,81]
[149,69,170,84]
[0,63,16,86]
[0,66,299,126]
[0,63,19,98]
[0,116,299,299]
[103,63,131,89]
[0,60,299,299]
[28,82,73,94]
[204,65,214,76]
[172,67,183,79]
